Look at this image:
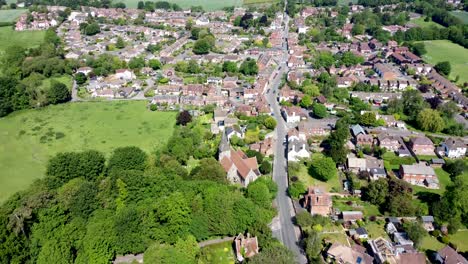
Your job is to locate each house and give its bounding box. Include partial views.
[219,137,260,187]
[397,252,426,264]
[249,137,275,156]
[326,243,374,264]
[435,246,468,264]
[225,126,243,140]
[355,227,369,239]
[234,233,259,262]
[115,69,135,80]
[377,134,401,151]
[77,67,92,75]
[369,237,397,264]
[351,124,366,137]
[347,157,367,173]
[393,232,414,246]
[421,216,435,231]
[342,211,363,222]
[303,187,332,216]
[369,168,387,180]
[214,108,228,124]
[297,119,336,137]
[410,136,434,156]
[400,164,438,188]
[441,138,466,158]
[281,106,305,123]
[288,138,310,161]
[356,133,373,146]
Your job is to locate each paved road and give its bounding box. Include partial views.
[263,5,307,263]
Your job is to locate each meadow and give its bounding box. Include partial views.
[0,26,45,54]
[418,40,468,85]
[0,9,27,22]
[407,17,444,29]
[243,0,279,6]
[450,11,468,24]
[122,0,242,10]
[0,101,176,202]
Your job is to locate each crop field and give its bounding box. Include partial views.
[450,11,468,24]
[0,9,27,22]
[0,101,176,202]
[418,40,468,85]
[0,26,45,54]
[122,0,242,10]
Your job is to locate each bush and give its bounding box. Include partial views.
[149,104,157,111]
[288,181,306,199]
[440,236,450,244]
[108,146,147,171]
[431,230,441,237]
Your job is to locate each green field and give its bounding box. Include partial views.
[337,0,358,5]
[408,17,444,29]
[418,40,468,85]
[291,162,342,193]
[0,9,27,22]
[0,26,45,54]
[0,101,176,202]
[449,230,468,252]
[243,0,279,5]
[199,241,235,264]
[450,11,468,24]
[39,75,73,90]
[122,0,242,10]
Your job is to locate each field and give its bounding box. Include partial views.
[0,101,176,202]
[448,230,468,252]
[450,11,468,24]
[0,26,45,54]
[121,0,242,10]
[291,162,342,193]
[243,0,279,5]
[337,0,358,5]
[198,241,235,264]
[407,17,444,29]
[0,9,27,22]
[40,75,73,90]
[418,40,468,85]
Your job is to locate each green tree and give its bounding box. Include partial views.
[47,81,70,105]
[259,160,272,174]
[435,61,451,76]
[46,150,106,183]
[115,36,125,49]
[189,158,227,183]
[304,230,322,263]
[128,57,145,69]
[402,89,427,120]
[75,72,87,85]
[312,103,327,118]
[263,116,277,129]
[84,22,100,36]
[108,146,147,171]
[360,112,377,126]
[57,178,98,218]
[403,221,426,247]
[362,178,388,206]
[417,108,445,132]
[137,1,144,9]
[437,102,458,119]
[222,61,238,73]
[176,110,192,126]
[193,38,211,55]
[309,154,337,181]
[248,243,295,264]
[300,95,313,109]
[288,181,306,199]
[247,181,271,208]
[149,59,162,70]
[295,211,314,228]
[239,58,258,75]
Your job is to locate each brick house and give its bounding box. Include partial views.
[399,164,438,188]
[409,137,434,155]
[377,134,401,151]
[303,187,332,216]
[234,233,259,262]
[356,133,373,147]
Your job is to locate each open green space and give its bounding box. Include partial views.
[243,0,279,5]
[418,40,468,85]
[290,162,342,192]
[449,230,468,252]
[382,152,415,172]
[322,233,350,245]
[337,0,358,5]
[0,101,176,202]
[0,9,27,22]
[363,221,390,240]
[198,241,236,264]
[0,26,45,54]
[412,168,451,195]
[121,0,242,10]
[407,17,445,29]
[420,235,445,252]
[39,75,73,90]
[450,11,468,24]
[333,196,382,216]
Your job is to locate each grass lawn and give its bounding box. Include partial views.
[382,152,415,172]
[449,230,468,252]
[39,75,73,90]
[0,101,176,202]
[363,221,390,240]
[337,0,357,5]
[450,11,468,24]
[333,197,382,217]
[121,0,242,10]
[0,26,45,54]
[291,162,342,192]
[199,241,235,264]
[418,40,468,85]
[412,168,451,195]
[420,235,445,252]
[0,9,27,22]
[407,17,444,29]
[322,233,350,246]
[243,0,279,5]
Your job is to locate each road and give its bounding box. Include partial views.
[264,4,307,263]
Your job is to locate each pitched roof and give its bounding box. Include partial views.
[400,164,436,176]
[410,136,433,146]
[437,246,468,264]
[221,148,259,180]
[398,252,426,264]
[327,243,374,264]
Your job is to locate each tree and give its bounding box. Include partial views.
[193,38,211,55]
[362,178,388,206]
[312,103,327,119]
[189,158,227,183]
[137,1,144,9]
[128,57,145,69]
[46,150,105,184]
[115,37,125,49]
[57,178,98,218]
[411,42,427,56]
[437,102,458,119]
[304,230,322,263]
[288,181,306,199]
[84,22,100,36]
[239,58,258,75]
[403,221,426,247]
[222,61,238,73]
[259,160,272,174]
[248,244,295,264]
[417,109,445,132]
[108,146,147,171]
[435,61,451,76]
[295,211,314,228]
[309,155,337,181]
[247,181,271,208]
[75,72,87,85]
[263,116,277,130]
[402,89,427,119]
[47,81,70,104]
[148,59,162,70]
[300,95,313,109]
[176,110,192,126]
[360,112,377,126]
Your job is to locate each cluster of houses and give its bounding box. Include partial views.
[15,7,63,31]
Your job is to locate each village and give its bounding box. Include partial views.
[7,2,468,263]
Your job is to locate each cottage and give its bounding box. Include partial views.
[288,138,310,161]
[303,187,332,216]
[347,157,367,173]
[326,243,374,264]
[281,106,305,123]
[393,232,414,246]
[356,133,373,146]
[249,137,275,156]
[351,124,366,137]
[234,233,259,262]
[400,164,438,188]
[409,136,434,156]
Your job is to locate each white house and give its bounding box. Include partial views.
[288,138,310,162]
[115,69,135,80]
[282,106,305,123]
[442,138,467,158]
[77,67,92,75]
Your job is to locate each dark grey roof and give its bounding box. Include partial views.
[370,168,386,176]
[219,131,230,153]
[356,227,368,235]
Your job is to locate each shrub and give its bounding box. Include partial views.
[440,236,450,244]
[149,104,157,111]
